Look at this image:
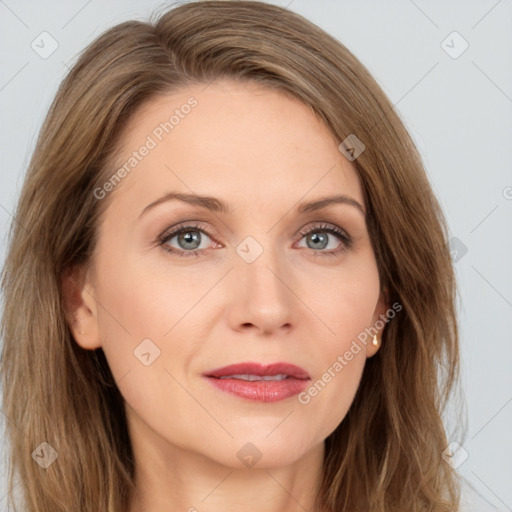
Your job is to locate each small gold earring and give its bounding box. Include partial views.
[372,334,379,346]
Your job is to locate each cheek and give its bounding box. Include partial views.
[93,257,210,447]
[91,250,224,414]
[93,249,213,347]
[297,355,366,446]
[295,316,370,444]
[304,251,380,350]
[293,256,380,437]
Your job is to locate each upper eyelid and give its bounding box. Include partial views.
[159,222,215,241]
[160,221,350,246]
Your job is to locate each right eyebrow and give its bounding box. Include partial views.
[139,192,229,219]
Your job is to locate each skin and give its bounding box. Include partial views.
[63,80,388,512]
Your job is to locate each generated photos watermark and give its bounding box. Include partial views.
[298,301,402,405]
[94,96,198,200]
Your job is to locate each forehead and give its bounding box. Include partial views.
[106,80,363,215]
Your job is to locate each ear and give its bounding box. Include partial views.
[366,287,389,358]
[61,264,101,350]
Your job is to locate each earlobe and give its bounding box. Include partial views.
[367,333,381,357]
[366,289,389,358]
[61,265,102,350]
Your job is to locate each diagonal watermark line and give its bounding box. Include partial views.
[264,470,309,512]
[367,61,439,137]
[265,265,336,335]
[280,0,295,12]
[0,0,29,28]
[116,368,132,386]
[61,0,92,29]
[470,397,512,441]
[0,203,29,234]
[67,273,132,337]
[266,164,336,234]
[87,291,132,336]
[471,0,503,29]
[393,61,439,108]
[471,266,512,308]
[200,470,233,502]
[265,409,294,437]
[162,267,234,337]
[408,0,439,29]
[163,368,234,438]
[0,407,29,440]
[2,203,132,337]
[0,62,29,92]
[471,470,512,511]
[472,61,512,104]
[0,480,20,510]
[470,204,499,233]
[164,163,233,234]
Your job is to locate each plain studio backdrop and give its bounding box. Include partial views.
[0,1,511,510]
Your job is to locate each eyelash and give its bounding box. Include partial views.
[158,222,353,258]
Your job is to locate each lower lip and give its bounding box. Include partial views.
[205,376,310,402]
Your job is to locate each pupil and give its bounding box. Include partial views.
[179,230,200,250]
[308,232,327,250]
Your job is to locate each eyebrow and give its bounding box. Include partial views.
[139,191,365,218]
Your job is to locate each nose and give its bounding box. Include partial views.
[226,247,296,336]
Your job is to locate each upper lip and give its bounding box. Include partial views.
[204,362,311,380]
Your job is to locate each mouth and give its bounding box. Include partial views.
[203,362,311,402]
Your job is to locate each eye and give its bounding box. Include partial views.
[158,221,353,258]
[159,223,219,258]
[296,223,353,257]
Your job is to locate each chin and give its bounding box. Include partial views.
[203,433,320,471]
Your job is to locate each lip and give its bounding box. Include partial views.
[205,362,311,379]
[203,362,311,402]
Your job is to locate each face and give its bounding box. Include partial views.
[72,80,387,470]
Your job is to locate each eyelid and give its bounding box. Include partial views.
[158,221,222,250]
[295,222,353,255]
[297,222,350,241]
[158,221,215,242]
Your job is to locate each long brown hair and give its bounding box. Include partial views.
[1,1,463,510]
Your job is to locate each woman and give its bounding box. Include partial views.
[1,1,464,511]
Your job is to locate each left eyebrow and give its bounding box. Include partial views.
[297,194,366,216]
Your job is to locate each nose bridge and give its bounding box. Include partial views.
[230,233,294,332]
[237,233,287,297]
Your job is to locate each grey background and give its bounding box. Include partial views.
[0,0,511,510]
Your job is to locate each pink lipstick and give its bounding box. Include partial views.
[203,362,311,402]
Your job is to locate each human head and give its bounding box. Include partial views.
[1,2,461,511]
